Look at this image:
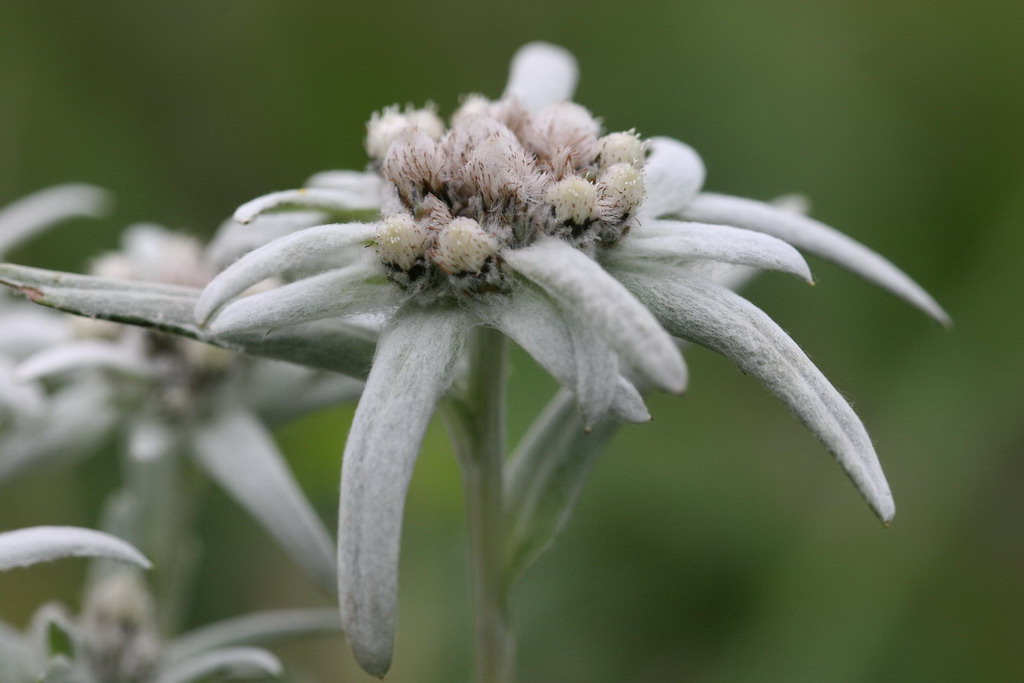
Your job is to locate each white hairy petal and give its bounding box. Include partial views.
[155,647,282,683]
[16,340,157,382]
[0,357,44,417]
[0,308,72,358]
[206,211,329,269]
[0,381,119,485]
[621,273,895,522]
[479,284,650,424]
[563,309,619,428]
[207,259,390,335]
[166,609,341,666]
[190,409,337,594]
[338,306,470,677]
[682,193,951,325]
[505,238,686,393]
[0,184,111,256]
[0,527,150,571]
[233,187,380,224]
[615,220,813,282]
[196,222,377,324]
[503,42,579,111]
[305,169,384,197]
[244,361,364,425]
[641,137,706,219]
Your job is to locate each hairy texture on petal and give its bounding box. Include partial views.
[338,306,470,677]
[641,137,706,219]
[190,410,337,594]
[166,609,341,666]
[207,258,392,335]
[234,187,380,224]
[16,340,157,382]
[614,220,813,283]
[0,526,150,571]
[504,389,625,582]
[0,380,119,485]
[155,647,282,683]
[503,42,579,111]
[196,222,377,324]
[621,273,895,522]
[563,309,620,428]
[505,238,686,393]
[682,193,951,325]
[476,284,651,423]
[0,184,111,257]
[206,211,329,269]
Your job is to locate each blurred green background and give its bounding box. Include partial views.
[1,1,1022,681]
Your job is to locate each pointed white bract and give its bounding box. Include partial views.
[16,340,157,382]
[0,184,111,257]
[195,221,377,323]
[506,238,687,394]
[154,647,282,683]
[0,527,151,571]
[681,192,951,325]
[640,137,706,219]
[621,273,895,522]
[190,410,338,594]
[503,42,579,111]
[233,187,380,224]
[338,306,469,677]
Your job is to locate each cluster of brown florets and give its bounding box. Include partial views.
[368,97,648,299]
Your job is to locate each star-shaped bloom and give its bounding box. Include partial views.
[1,223,364,594]
[0,538,340,683]
[193,43,948,675]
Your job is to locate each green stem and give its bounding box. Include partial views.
[444,326,514,683]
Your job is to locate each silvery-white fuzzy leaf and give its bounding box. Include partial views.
[305,169,383,197]
[616,220,813,283]
[504,389,624,582]
[681,193,951,325]
[189,409,337,594]
[165,609,341,666]
[0,357,45,417]
[0,308,72,359]
[505,237,686,394]
[0,264,377,377]
[563,309,620,428]
[234,187,380,224]
[478,284,651,424]
[243,361,363,425]
[195,221,377,324]
[0,619,32,683]
[16,340,157,382]
[640,137,706,219]
[0,527,150,571]
[502,42,578,110]
[207,257,393,335]
[155,647,282,683]
[0,185,111,257]
[338,305,470,677]
[126,414,178,463]
[621,273,895,522]
[207,211,329,269]
[0,380,119,485]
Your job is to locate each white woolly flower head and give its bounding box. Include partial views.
[366,104,445,160]
[370,93,647,300]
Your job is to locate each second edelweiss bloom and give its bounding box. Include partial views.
[198,43,947,675]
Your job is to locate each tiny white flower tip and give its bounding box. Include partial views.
[367,105,445,160]
[547,175,597,226]
[433,217,499,274]
[505,42,579,111]
[376,213,429,270]
[598,163,645,217]
[598,130,647,169]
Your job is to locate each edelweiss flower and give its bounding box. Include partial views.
[195,43,946,675]
[0,531,340,683]
[1,223,364,594]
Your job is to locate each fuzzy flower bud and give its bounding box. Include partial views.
[366,105,445,160]
[597,130,647,169]
[597,163,645,220]
[381,128,445,204]
[464,135,539,208]
[525,102,601,174]
[547,175,597,226]
[376,212,429,270]
[433,217,499,274]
